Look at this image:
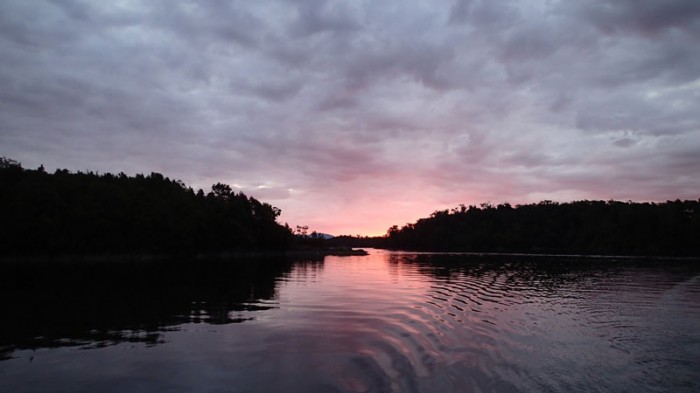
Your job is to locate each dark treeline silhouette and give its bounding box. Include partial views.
[383,200,700,256]
[0,158,292,256]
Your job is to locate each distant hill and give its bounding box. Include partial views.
[325,235,384,248]
[305,232,334,240]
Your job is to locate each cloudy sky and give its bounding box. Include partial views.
[1,0,699,235]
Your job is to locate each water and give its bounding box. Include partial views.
[1,250,699,392]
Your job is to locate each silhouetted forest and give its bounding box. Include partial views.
[0,158,292,256]
[3,157,698,257]
[383,201,700,256]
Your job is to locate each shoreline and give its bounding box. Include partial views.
[0,248,369,265]
[3,248,699,265]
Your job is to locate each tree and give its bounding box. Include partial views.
[211,183,233,199]
[295,225,309,237]
[0,157,21,169]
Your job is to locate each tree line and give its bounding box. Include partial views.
[3,157,698,257]
[0,158,293,256]
[382,200,700,256]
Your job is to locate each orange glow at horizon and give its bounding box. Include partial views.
[265,177,491,237]
[277,198,458,237]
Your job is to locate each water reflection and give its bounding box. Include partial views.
[2,251,699,393]
[0,257,317,359]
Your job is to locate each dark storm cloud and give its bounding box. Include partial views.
[288,0,361,37]
[1,0,698,235]
[152,1,264,47]
[576,0,700,36]
[449,0,519,28]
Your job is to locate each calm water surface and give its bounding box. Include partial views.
[1,250,699,392]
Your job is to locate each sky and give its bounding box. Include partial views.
[1,0,699,236]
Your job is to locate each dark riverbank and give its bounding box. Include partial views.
[0,248,368,265]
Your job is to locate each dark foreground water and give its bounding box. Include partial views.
[1,250,699,392]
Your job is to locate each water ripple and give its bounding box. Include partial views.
[2,252,699,393]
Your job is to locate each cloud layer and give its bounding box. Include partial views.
[2,0,699,235]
